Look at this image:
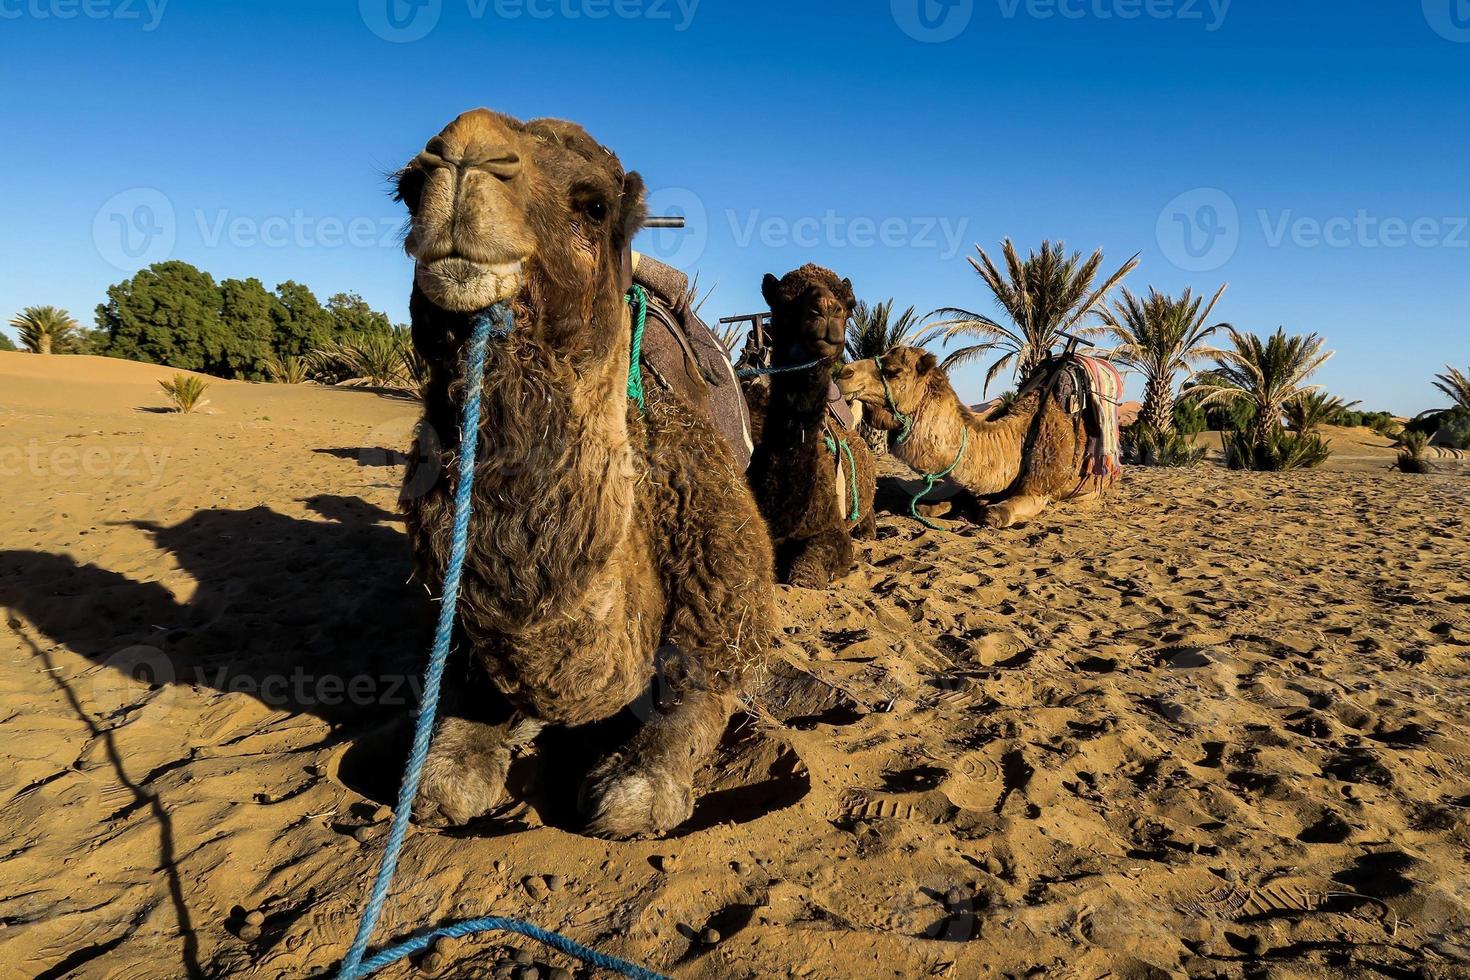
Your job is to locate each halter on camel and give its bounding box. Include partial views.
[871,352,967,530]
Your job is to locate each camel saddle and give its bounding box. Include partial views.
[1016,352,1124,483]
[629,252,754,470]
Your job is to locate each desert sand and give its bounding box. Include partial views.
[2,350,1469,980]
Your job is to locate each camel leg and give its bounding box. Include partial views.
[580,685,734,839]
[856,509,877,539]
[984,494,1052,529]
[786,527,853,589]
[414,711,545,828]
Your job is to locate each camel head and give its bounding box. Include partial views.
[760,264,856,365]
[837,346,944,431]
[396,108,647,349]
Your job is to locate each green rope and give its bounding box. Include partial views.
[873,355,914,444]
[823,432,862,523]
[625,284,648,412]
[909,427,967,531]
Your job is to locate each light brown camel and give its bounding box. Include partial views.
[395,109,775,839]
[837,347,1119,528]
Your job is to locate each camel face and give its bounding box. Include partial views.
[761,264,855,363]
[837,346,939,432]
[396,108,646,324]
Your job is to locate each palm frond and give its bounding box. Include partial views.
[1433,365,1470,409]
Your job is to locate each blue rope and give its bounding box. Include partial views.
[736,357,823,379]
[334,301,668,980]
[348,918,667,980]
[909,427,967,531]
[873,355,914,444]
[625,285,648,411]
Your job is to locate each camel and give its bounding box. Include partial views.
[747,265,876,587]
[395,109,775,839]
[837,347,1120,528]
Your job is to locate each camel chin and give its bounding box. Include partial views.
[414,257,523,312]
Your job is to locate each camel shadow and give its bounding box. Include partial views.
[3,491,812,839]
[874,476,986,525]
[0,494,431,730]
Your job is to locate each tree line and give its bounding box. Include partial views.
[5,261,400,382]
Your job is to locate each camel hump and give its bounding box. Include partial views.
[632,253,754,469]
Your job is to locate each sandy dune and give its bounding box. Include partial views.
[2,352,1469,980]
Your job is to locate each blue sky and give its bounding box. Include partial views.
[2,0,1467,413]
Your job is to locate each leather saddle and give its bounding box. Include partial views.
[626,252,755,470]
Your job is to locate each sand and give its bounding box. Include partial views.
[2,349,1469,980]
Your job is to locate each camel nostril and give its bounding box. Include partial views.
[463,145,522,181]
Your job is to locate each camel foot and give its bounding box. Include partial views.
[785,562,832,590]
[983,494,1050,529]
[580,752,694,840]
[983,508,1017,529]
[916,500,953,519]
[411,717,512,828]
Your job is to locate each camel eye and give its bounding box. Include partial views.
[584,200,608,223]
[395,168,425,212]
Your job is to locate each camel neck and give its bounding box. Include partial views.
[766,361,833,431]
[895,389,1036,495]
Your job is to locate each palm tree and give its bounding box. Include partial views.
[845,299,922,363]
[1186,328,1335,448]
[8,306,80,355]
[1433,365,1470,410]
[716,323,745,360]
[1283,391,1360,434]
[925,239,1139,394]
[1101,285,1229,433]
[845,299,924,454]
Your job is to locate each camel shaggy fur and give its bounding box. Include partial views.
[837,347,1117,528]
[747,265,876,587]
[396,109,774,838]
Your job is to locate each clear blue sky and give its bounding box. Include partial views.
[2,0,1467,414]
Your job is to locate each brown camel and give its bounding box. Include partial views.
[837,347,1119,528]
[395,109,775,839]
[747,265,877,587]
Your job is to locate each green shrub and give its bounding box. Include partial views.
[1225,424,1331,471]
[1172,400,1208,436]
[1395,430,1434,474]
[158,374,210,414]
[1123,423,1207,468]
[1408,406,1470,450]
[306,328,420,391]
[264,353,308,384]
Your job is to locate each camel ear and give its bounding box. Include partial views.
[761,274,782,307]
[918,351,939,374]
[619,171,648,246]
[840,277,856,310]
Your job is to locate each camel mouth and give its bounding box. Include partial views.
[414,256,524,313]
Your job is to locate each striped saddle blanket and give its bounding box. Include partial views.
[1073,355,1124,482]
[1036,353,1123,484]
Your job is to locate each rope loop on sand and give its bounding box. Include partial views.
[334,300,669,980]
